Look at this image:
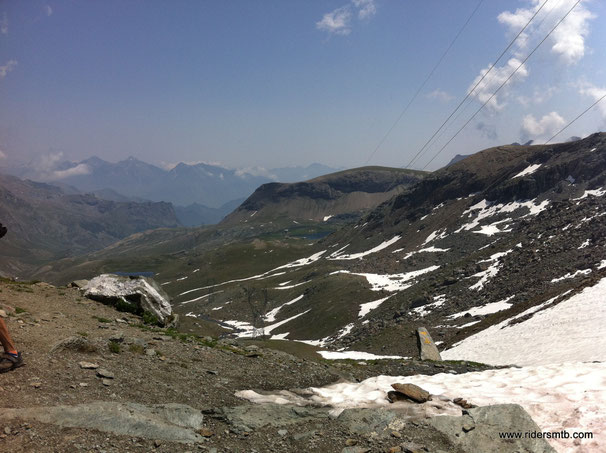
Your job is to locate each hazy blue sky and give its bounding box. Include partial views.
[1,0,605,173]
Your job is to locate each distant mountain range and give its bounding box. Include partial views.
[1,157,339,226]
[0,173,180,276]
[3,156,338,207]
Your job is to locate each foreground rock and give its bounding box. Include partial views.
[84,274,174,326]
[390,383,431,403]
[428,404,556,453]
[416,327,442,361]
[0,402,204,443]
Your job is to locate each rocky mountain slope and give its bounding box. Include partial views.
[0,279,560,453]
[25,134,606,371]
[222,166,426,225]
[0,174,180,276]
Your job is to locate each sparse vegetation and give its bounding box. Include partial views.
[108,341,121,354]
[128,344,145,354]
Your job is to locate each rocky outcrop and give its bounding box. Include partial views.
[84,274,174,326]
[428,404,556,453]
[416,327,442,361]
[0,402,204,443]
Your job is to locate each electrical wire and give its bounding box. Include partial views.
[403,0,551,170]
[419,0,583,170]
[363,0,485,166]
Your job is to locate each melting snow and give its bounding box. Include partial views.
[456,199,549,234]
[328,236,401,260]
[358,296,392,318]
[469,250,512,291]
[422,229,447,245]
[332,266,440,292]
[448,296,514,319]
[181,290,224,305]
[264,295,304,323]
[412,294,446,317]
[225,309,311,339]
[444,278,606,366]
[551,269,592,283]
[396,246,449,258]
[323,215,333,221]
[574,187,606,199]
[336,323,355,339]
[318,351,407,360]
[238,363,606,453]
[599,260,606,270]
[274,251,326,269]
[578,239,591,249]
[273,281,310,290]
[512,163,542,178]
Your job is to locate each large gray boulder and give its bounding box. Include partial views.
[416,327,442,361]
[84,274,174,326]
[428,404,556,452]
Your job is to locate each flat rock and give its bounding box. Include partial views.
[96,369,114,379]
[391,383,431,403]
[78,361,99,370]
[0,402,204,443]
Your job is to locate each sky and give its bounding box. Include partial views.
[0,0,605,174]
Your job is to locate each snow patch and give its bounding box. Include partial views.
[238,363,606,453]
[512,163,542,178]
[318,351,407,360]
[443,278,606,366]
[333,266,440,292]
[574,187,606,199]
[448,296,514,319]
[328,236,401,260]
[551,269,592,283]
[358,296,392,318]
[264,295,304,323]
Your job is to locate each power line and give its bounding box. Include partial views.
[363,0,485,166]
[545,93,606,144]
[419,0,583,170]
[418,0,563,162]
[404,0,551,170]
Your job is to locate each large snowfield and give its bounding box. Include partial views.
[238,277,606,452]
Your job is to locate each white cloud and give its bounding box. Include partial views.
[30,152,91,181]
[426,89,454,103]
[468,58,529,111]
[49,164,90,180]
[0,60,17,80]
[353,0,376,20]
[578,81,606,121]
[1,12,8,35]
[316,0,376,36]
[498,0,595,65]
[467,1,594,114]
[235,166,277,180]
[517,86,558,107]
[316,6,352,36]
[0,149,7,160]
[45,5,53,17]
[521,111,566,141]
